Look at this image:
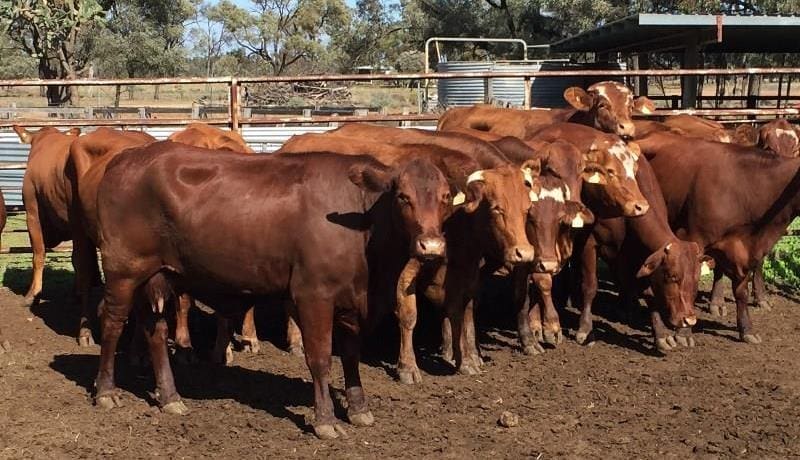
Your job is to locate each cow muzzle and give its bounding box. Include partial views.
[506,245,535,264]
[623,200,650,217]
[414,236,446,260]
[619,122,636,140]
[534,258,560,274]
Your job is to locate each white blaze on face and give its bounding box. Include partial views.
[521,168,534,188]
[608,140,636,179]
[776,128,799,143]
[538,186,565,203]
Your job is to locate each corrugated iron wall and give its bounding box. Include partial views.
[0,125,436,207]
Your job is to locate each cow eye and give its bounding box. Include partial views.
[491,205,504,215]
[607,168,617,178]
[397,193,411,204]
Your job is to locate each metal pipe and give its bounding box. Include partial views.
[230,78,240,133]
[424,37,530,74]
[3,67,800,88]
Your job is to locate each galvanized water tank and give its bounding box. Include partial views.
[436,61,493,108]
[491,61,542,107]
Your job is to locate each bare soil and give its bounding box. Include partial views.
[0,279,799,459]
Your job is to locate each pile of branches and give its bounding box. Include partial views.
[244,82,352,106]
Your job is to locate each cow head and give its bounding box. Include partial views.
[636,241,707,329]
[463,161,540,266]
[13,126,81,145]
[526,174,594,274]
[564,81,655,139]
[349,158,451,261]
[758,119,800,157]
[582,137,649,217]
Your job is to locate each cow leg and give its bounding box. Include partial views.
[240,306,260,354]
[285,301,304,356]
[395,258,422,384]
[297,298,344,440]
[338,311,373,428]
[535,273,562,346]
[709,269,728,317]
[23,199,45,307]
[462,297,483,371]
[211,315,234,366]
[95,278,137,410]
[733,274,762,344]
[751,261,771,310]
[651,310,677,354]
[136,305,187,415]
[172,294,198,365]
[576,239,598,345]
[440,315,453,365]
[528,297,544,343]
[72,235,97,346]
[515,268,542,355]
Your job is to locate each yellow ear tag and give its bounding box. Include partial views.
[452,192,465,205]
[586,172,602,184]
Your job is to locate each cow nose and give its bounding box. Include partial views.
[509,245,535,264]
[534,259,560,274]
[619,122,635,139]
[415,236,445,260]
[624,200,650,217]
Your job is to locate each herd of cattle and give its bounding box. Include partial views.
[3,81,800,439]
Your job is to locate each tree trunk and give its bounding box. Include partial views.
[114,85,122,108]
[154,85,160,101]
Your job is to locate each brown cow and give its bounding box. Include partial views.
[68,128,156,345]
[167,122,254,153]
[167,124,258,360]
[12,126,81,309]
[93,143,452,439]
[637,131,800,344]
[576,156,707,352]
[439,82,655,139]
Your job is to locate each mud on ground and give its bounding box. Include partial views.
[0,280,798,459]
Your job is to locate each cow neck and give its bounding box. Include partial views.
[750,158,800,258]
[627,157,676,252]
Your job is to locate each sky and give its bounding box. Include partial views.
[227,0,359,7]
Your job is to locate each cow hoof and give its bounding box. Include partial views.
[161,400,190,416]
[242,337,261,354]
[348,410,375,427]
[314,424,348,440]
[674,334,696,348]
[532,328,544,343]
[95,392,123,410]
[755,300,772,311]
[741,333,763,344]
[544,330,563,346]
[575,330,593,346]
[20,296,36,308]
[173,347,198,366]
[655,335,677,353]
[458,362,481,376]
[288,344,305,357]
[78,333,95,347]
[523,343,544,356]
[398,366,423,385]
[709,303,727,317]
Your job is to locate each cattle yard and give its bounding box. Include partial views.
[0,64,800,459]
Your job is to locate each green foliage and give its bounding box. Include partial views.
[763,219,800,292]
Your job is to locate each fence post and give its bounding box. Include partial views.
[230,78,240,133]
[523,76,532,110]
[483,77,494,104]
[329,113,339,128]
[191,103,200,119]
[302,108,312,118]
[400,108,411,127]
[138,107,147,119]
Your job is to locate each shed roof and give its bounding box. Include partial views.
[551,14,800,54]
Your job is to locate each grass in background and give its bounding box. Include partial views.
[763,218,800,294]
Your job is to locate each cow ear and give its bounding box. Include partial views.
[13,125,32,144]
[564,87,593,112]
[563,201,595,228]
[735,124,758,146]
[463,170,486,213]
[632,96,655,115]
[637,247,667,278]
[520,159,541,187]
[348,163,394,192]
[581,167,607,185]
[67,128,81,136]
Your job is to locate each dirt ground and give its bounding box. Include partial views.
[0,275,799,459]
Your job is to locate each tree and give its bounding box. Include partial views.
[0,0,105,105]
[188,0,234,77]
[213,0,351,75]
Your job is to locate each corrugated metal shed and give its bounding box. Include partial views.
[0,125,436,207]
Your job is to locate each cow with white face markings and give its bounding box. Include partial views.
[437,81,655,140]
